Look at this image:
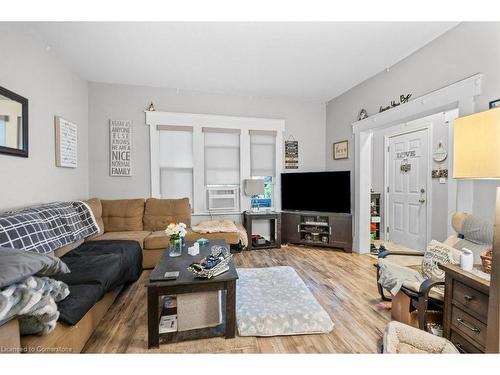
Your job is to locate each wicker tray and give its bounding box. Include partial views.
[480,249,492,274]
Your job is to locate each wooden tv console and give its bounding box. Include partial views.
[281,211,352,252]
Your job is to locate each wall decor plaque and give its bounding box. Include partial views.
[285,137,299,169]
[333,140,348,160]
[110,119,132,176]
[55,116,77,168]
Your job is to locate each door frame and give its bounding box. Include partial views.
[351,73,482,253]
[383,122,433,248]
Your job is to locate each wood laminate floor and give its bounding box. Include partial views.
[82,245,390,353]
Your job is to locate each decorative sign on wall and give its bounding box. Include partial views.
[55,116,78,168]
[333,140,349,160]
[285,136,299,169]
[400,158,412,172]
[379,94,412,113]
[396,150,417,159]
[110,119,132,176]
[432,169,448,178]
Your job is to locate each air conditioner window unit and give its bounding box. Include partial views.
[206,185,239,211]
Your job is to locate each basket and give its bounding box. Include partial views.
[188,254,232,279]
[480,249,493,274]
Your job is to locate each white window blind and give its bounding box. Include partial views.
[158,127,193,205]
[203,128,240,185]
[250,130,276,177]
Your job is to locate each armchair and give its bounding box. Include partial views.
[376,212,493,331]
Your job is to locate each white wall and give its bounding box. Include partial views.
[326,22,500,222]
[0,24,89,211]
[88,82,326,200]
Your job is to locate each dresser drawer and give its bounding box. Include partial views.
[452,280,489,321]
[451,306,487,348]
[449,330,483,353]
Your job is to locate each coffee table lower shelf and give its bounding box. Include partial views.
[146,280,236,348]
[159,319,226,344]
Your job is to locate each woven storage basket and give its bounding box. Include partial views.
[480,249,492,274]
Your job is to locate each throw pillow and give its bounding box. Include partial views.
[0,247,70,288]
[421,240,462,283]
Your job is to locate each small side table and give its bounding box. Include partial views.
[440,263,490,353]
[243,211,281,250]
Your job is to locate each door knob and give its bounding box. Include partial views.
[419,198,426,204]
[420,188,425,193]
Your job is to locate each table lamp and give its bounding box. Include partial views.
[453,107,500,353]
[244,179,265,212]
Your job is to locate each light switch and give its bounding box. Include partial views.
[439,178,446,184]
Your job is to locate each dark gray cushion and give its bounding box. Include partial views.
[0,247,70,288]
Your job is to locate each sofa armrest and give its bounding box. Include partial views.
[0,319,21,353]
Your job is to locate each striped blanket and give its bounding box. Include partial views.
[0,201,99,254]
[0,276,69,335]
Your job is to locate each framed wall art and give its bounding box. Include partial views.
[110,119,132,176]
[285,136,299,169]
[333,140,348,160]
[55,116,77,168]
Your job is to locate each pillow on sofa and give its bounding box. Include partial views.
[143,198,191,231]
[0,247,70,288]
[421,240,462,283]
[101,199,145,232]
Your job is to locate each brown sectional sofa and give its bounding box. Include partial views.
[1,197,245,353]
[89,197,245,269]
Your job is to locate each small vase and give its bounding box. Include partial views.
[168,237,183,257]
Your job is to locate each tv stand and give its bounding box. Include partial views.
[281,211,352,252]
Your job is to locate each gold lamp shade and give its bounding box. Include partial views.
[453,107,500,179]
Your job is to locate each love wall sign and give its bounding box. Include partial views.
[110,120,132,177]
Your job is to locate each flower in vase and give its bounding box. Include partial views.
[165,222,187,239]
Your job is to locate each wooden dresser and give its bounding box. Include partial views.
[441,264,490,353]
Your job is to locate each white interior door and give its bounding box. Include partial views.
[387,128,429,250]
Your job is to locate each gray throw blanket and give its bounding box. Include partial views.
[378,258,425,296]
[0,276,69,335]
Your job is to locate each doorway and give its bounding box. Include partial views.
[385,127,430,250]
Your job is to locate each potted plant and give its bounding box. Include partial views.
[165,222,187,257]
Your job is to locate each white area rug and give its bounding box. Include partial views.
[236,266,334,336]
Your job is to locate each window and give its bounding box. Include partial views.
[250,176,273,209]
[250,130,276,208]
[203,127,241,211]
[147,111,285,214]
[203,128,240,185]
[158,126,194,207]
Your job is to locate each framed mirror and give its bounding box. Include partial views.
[0,86,28,157]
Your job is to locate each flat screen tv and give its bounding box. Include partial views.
[281,171,350,213]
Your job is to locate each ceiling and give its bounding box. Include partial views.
[30,22,458,102]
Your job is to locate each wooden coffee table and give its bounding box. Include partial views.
[145,240,238,348]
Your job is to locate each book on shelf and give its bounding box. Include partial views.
[159,314,177,334]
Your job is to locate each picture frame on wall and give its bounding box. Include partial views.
[109,119,132,176]
[333,140,348,160]
[55,116,78,168]
[489,99,500,109]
